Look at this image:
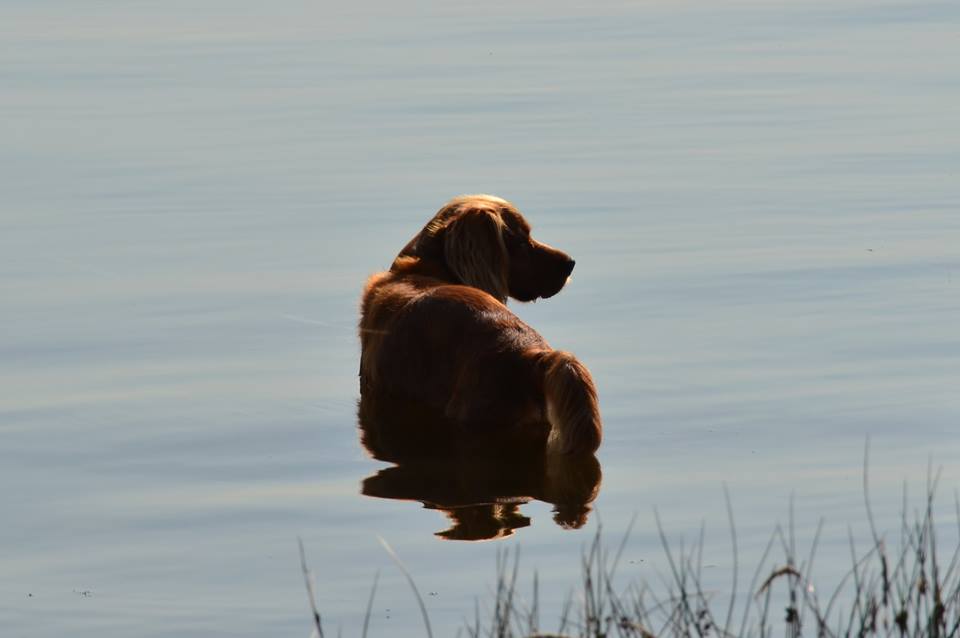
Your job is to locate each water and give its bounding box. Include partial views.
[2,1,958,636]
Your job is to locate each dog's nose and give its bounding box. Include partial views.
[563,259,576,277]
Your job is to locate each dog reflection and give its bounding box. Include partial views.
[358,392,602,541]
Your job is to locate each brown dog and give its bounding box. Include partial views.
[359,194,601,455]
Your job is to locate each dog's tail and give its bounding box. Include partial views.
[536,350,602,455]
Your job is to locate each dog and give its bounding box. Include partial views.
[359,194,601,455]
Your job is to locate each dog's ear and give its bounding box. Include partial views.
[442,207,509,303]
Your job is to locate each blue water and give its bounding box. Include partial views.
[2,1,958,636]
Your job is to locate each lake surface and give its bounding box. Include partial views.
[2,1,958,636]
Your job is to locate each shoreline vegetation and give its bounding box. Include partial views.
[301,452,960,637]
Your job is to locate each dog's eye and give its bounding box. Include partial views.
[504,229,526,246]
[511,237,531,253]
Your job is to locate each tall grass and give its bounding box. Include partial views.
[301,458,960,637]
[463,478,960,637]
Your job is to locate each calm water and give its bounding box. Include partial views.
[2,1,958,636]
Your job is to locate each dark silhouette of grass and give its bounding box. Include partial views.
[301,448,960,637]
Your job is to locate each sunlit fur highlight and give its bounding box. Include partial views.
[539,351,602,455]
[443,206,509,303]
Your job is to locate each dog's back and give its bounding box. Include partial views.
[362,279,549,425]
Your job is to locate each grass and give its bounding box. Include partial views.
[301,451,960,637]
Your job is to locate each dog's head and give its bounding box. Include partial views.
[397,195,576,304]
